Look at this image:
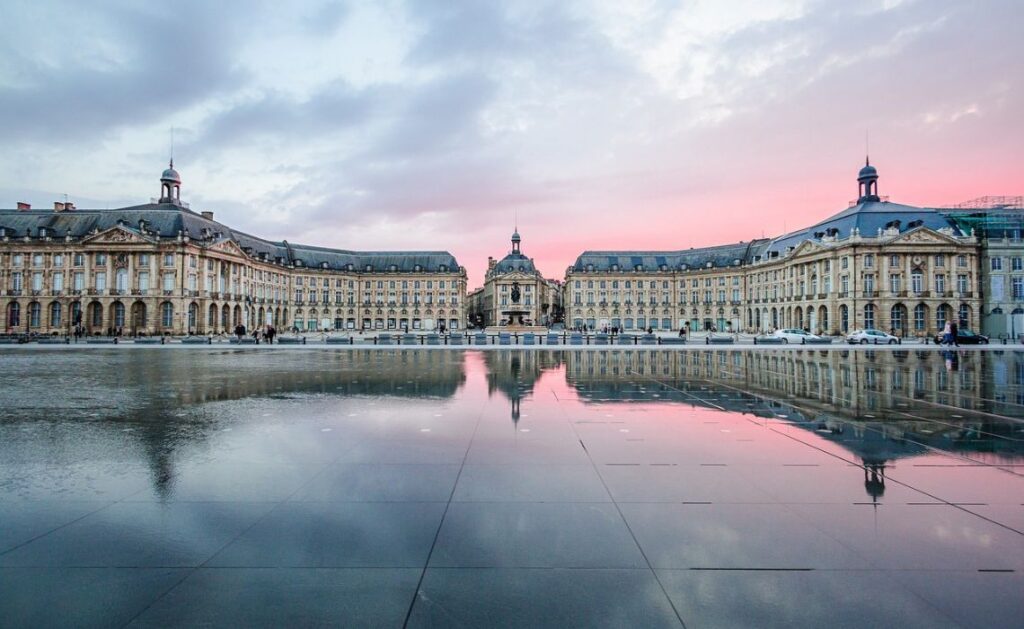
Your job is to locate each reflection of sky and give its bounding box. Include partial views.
[1,348,1022,506]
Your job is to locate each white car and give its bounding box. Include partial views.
[770,329,822,344]
[846,329,900,345]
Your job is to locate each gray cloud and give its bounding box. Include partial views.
[0,1,257,144]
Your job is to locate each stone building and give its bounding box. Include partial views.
[477,229,562,327]
[565,161,983,337]
[0,164,467,336]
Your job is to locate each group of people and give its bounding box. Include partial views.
[233,323,277,344]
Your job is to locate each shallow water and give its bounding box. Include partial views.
[1,348,1022,627]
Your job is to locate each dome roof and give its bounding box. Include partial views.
[511,230,521,242]
[858,162,877,180]
[161,162,181,184]
[492,252,535,275]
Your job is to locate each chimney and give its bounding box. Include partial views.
[488,256,496,270]
[17,202,30,211]
[53,202,65,211]
[65,202,75,210]
[201,211,214,221]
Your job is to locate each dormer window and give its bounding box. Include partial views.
[296,260,304,267]
[414,264,421,272]
[346,263,354,271]
[635,264,643,272]
[611,264,619,272]
[365,265,373,272]
[439,265,447,272]
[321,262,329,269]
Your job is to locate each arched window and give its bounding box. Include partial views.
[958,304,971,327]
[113,302,125,328]
[161,302,174,328]
[839,305,848,332]
[29,302,41,327]
[7,302,20,327]
[913,304,927,331]
[49,302,61,327]
[863,304,875,330]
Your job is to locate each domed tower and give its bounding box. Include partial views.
[159,160,182,204]
[857,158,879,203]
[511,228,522,254]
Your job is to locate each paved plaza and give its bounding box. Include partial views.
[1,348,1022,627]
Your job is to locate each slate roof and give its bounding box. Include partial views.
[571,240,771,272]
[763,200,962,257]
[0,203,462,273]
[490,251,537,275]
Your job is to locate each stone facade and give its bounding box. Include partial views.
[564,163,983,337]
[475,230,562,327]
[0,165,466,336]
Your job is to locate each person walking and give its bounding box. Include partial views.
[941,321,952,347]
[949,320,960,348]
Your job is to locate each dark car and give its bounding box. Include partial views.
[933,328,989,344]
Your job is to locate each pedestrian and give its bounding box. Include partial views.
[679,326,685,338]
[949,320,960,348]
[940,321,951,347]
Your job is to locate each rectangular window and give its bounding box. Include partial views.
[163,253,174,266]
[889,275,901,293]
[1013,257,1023,271]
[139,272,150,291]
[73,272,84,291]
[934,255,944,267]
[1013,277,1024,300]
[911,273,923,293]
[54,254,63,267]
[957,274,968,294]
[52,272,63,292]
[864,254,874,268]
[73,253,83,266]
[935,274,945,293]
[95,272,106,290]
[162,274,174,291]
[992,257,1003,271]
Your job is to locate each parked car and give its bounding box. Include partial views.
[932,328,989,345]
[771,329,822,344]
[846,329,900,344]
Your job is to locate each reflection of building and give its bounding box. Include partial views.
[561,349,1024,464]
[483,350,562,423]
[941,197,1024,338]
[476,229,562,327]
[0,349,469,500]
[0,164,467,335]
[565,162,983,337]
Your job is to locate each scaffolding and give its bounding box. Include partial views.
[944,196,1023,210]
[938,196,1024,238]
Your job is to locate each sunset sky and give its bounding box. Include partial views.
[1,0,1020,288]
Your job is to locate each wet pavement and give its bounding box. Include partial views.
[0,348,1022,628]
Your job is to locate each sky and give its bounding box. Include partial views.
[0,0,1020,288]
